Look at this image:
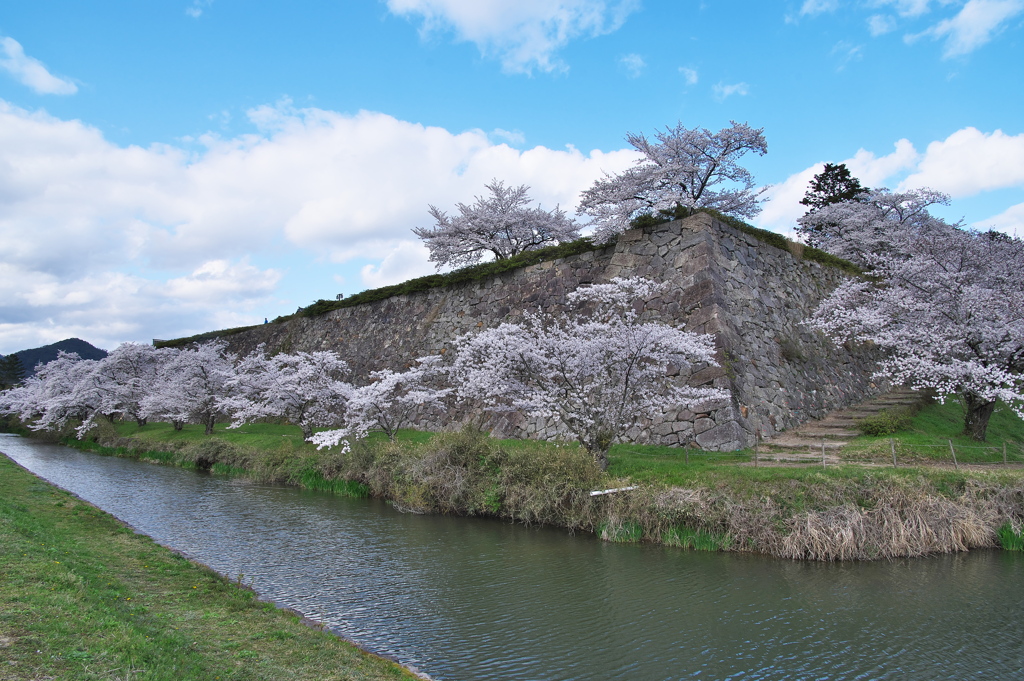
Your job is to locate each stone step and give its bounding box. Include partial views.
[815,418,861,427]
[764,439,848,450]
[837,410,884,418]
[796,428,860,439]
[754,452,843,464]
[866,398,921,406]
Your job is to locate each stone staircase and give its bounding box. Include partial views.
[757,388,923,464]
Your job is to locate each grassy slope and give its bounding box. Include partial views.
[12,402,1024,561]
[0,455,420,681]
[843,399,1024,464]
[97,401,1024,504]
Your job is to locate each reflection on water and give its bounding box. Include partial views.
[3,433,1023,681]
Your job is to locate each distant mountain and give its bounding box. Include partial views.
[13,338,108,375]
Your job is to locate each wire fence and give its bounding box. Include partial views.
[869,437,1023,469]
[746,429,1024,470]
[884,438,1019,471]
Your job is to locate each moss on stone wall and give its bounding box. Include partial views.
[156,210,859,349]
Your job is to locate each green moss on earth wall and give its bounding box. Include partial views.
[156,210,858,349]
[151,212,878,452]
[30,418,1024,562]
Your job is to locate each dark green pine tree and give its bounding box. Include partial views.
[800,162,868,211]
[0,354,26,389]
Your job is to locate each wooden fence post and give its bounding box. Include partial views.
[948,439,959,470]
[890,438,897,468]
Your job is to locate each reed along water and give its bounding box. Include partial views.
[3,433,1022,681]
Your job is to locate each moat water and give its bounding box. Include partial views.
[3,433,1022,680]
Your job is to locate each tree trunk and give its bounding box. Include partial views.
[204,414,216,435]
[592,448,609,471]
[962,392,996,441]
[172,420,184,432]
[300,423,313,439]
[136,416,147,427]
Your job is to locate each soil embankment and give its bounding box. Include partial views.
[39,421,1024,562]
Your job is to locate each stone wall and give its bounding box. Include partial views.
[222,213,882,450]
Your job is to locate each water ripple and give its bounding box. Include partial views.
[4,433,1023,681]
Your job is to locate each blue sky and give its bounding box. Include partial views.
[1,0,1022,354]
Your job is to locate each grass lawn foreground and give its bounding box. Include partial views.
[0,454,422,681]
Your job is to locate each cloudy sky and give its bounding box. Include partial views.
[1,0,1022,354]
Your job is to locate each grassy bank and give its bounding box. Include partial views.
[0,454,423,681]
[22,408,1022,562]
[843,399,1024,464]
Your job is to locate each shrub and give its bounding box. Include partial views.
[998,521,1024,551]
[663,526,731,551]
[858,406,918,436]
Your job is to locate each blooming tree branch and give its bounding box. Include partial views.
[220,347,352,439]
[578,121,768,244]
[449,276,729,469]
[142,341,236,434]
[413,178,581,269]
[810,223,1024,440]
[308,355,451,449]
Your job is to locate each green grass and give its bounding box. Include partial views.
[663,527,732,551]
[12,416,1024,560]
[997,522,1024,551]
[155,208,863,350]
[606,442,749,486]
[0,455,421,681]
[843,399,1024,464]
[114,421,436,452]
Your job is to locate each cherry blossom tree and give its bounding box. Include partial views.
[810,225,1024,441]
[796,187,951,263]
[142,341,236,434]
[449,277,729,469]
[88,342,177,428]
[578,121,768,243]
[308,356,451,449]
[221,347,352,438]
[413,179,581,269]
[0,351,101,435]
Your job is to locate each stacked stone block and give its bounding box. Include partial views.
[222,213,881,450]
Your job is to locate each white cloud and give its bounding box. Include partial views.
[872,0,938,18]
[164,259,281,301]
[914,0,1024,57]
[491,127,525,144]
[0,260,279,352]
[973,202,1024,236]
[0,98,640,353]
[755,164,822,234]
[831,41,865,69]
[186,1,214,18]
[619,53,645,78]
[385,0,640,73]
[844,138,920,186]
[752,140,919,232]
[800,0,840,16]
[678,66,698,85]
[713,82,749,100]
[755,128,1024,235]
[0,37,77,95]
[900,127,1024,196]
[360,241,436,288]
[868,13,898,34]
